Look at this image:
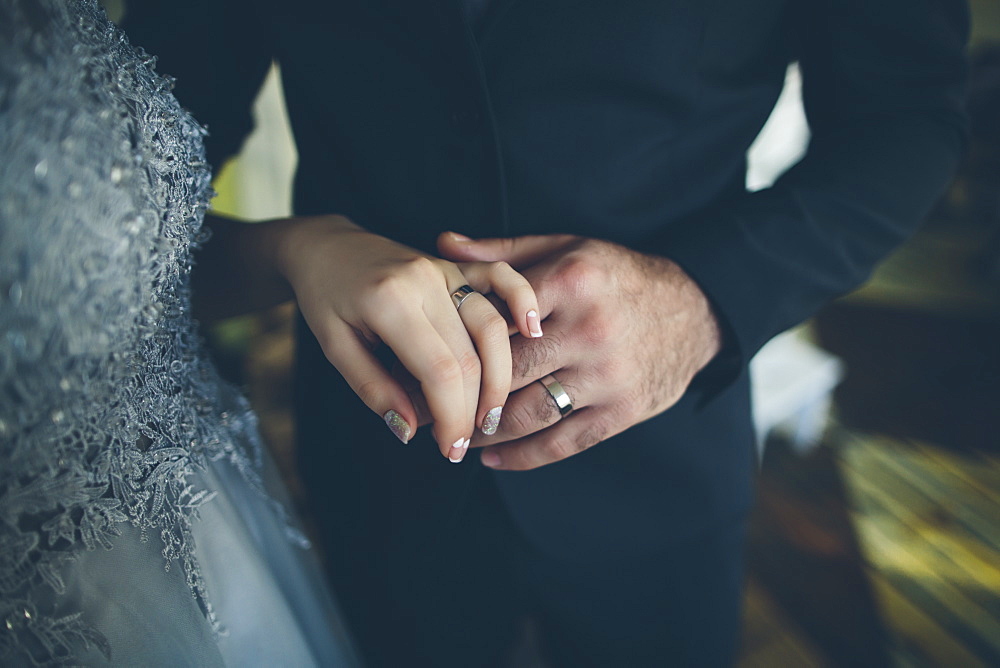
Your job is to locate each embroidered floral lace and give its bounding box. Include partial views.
[0,1,304,663]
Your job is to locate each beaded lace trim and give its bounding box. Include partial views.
[0,1,303,663]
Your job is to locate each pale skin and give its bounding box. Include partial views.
[434,231,724,471]
[195,215,720,470]
[194,213,542,463]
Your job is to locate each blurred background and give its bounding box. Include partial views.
[106,0,1000,664]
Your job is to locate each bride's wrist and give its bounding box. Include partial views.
[270,214,361,283]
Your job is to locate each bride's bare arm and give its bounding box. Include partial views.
[192,213,541,460]
[192,212,299,322]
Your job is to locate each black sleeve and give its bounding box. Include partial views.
[652,0,969,385]
[122,0,274,169]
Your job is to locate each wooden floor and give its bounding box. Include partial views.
[742,430,1000,667]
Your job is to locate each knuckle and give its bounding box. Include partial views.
[392,256,446,290]
[546,435,581,461]
[503,405,534,436]
[313,326,349,365]
[427,356,463,384]
[361,273,411,311]
[579,310,614,347]
[457,349,482,378]
[557,255,603,297]
[489,260,514,280]
[403,254,439,279]
[480,313,510,345]
[317,335,340,366]
[353,378,383,409]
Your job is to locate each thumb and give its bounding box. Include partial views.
[437,231,576,268]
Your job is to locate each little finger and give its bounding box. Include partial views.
[314,318,418,445]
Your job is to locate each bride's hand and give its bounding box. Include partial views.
[274,215,541,462]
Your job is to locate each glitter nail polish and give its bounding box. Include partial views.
[383,410,411,444]
[482,406,502,435]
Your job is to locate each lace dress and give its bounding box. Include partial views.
[0,0,358,664]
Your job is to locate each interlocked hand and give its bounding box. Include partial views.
[437,232,722,470]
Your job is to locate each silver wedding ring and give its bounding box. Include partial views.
[450,285,477,310]
[539,374,573,418]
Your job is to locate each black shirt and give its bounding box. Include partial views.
[125,0,968,555]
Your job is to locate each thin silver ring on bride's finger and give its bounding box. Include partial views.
[539,374,573,418]
[450,285,477,310]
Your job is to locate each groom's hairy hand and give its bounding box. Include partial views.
[437,232,723,471]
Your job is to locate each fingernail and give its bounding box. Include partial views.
[448,231,472,242]
[481,450,501,468]
[482,407,503,435]
[383,410,411,444]
[527,310,543,338]
[448,437,468,463]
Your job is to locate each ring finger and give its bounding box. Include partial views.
[469,368,585,448]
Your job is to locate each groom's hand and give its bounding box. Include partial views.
[437,232,723,471]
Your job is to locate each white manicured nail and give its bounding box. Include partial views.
[448,437,467,463]
[527,310,543,338]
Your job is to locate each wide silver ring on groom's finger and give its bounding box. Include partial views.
[539,374,573,418]
[450,285,477,310]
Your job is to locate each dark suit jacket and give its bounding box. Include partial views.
[125,0,968,559]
